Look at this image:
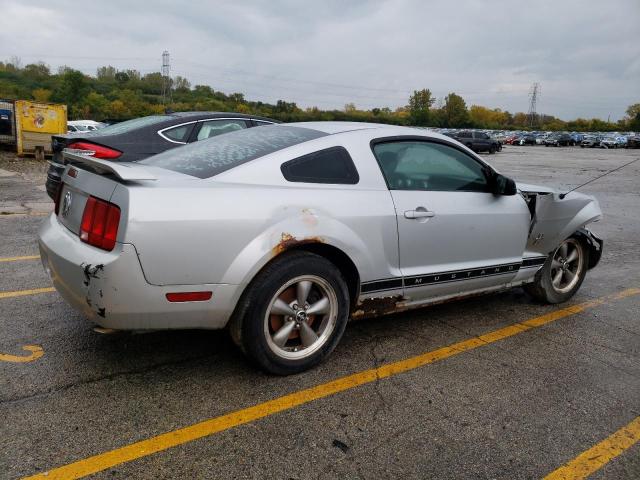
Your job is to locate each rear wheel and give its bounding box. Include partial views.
[525,237,589,304]
[233,251,349,375]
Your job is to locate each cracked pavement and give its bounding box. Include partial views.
[1,145,639,479]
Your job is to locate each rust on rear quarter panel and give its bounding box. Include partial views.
[272,233,325,256]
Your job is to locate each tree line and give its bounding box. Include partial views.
[1,59,638,131]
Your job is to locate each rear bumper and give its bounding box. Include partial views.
[38,214,240,330]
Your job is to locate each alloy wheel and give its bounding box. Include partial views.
[550,238,584,294]
[264,275,338,360]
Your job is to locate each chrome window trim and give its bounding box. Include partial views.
[157,118,257,144]
[157,121,198,144]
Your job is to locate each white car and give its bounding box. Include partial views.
[67,120,106,133]
[38,122,603,374]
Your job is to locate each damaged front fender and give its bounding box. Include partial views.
[519,184,602,256]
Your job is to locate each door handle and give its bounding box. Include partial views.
[404,209,435,219]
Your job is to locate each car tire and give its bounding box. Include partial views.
[545,144,549,147]
[233,251,350,375]
[489,145,496,154]
[525,236,589,304]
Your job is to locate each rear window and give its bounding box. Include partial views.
[141,125,327,179]
[86,116,169,136]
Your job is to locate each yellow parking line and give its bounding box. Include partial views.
[0,255,40,263]
[543,416,640,480]
[0,345,44,363]
[0,287,55,299]
[21,287,640,480]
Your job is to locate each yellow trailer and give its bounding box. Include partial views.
[14,100,67,157]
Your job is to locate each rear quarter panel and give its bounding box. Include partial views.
[113,131,402,288]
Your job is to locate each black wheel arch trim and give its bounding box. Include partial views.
[573,228,603,269]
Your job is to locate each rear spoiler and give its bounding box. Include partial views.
[63,150,157,181]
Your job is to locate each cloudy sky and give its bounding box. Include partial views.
[1,0,638,120]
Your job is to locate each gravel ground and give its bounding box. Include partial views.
[0,149,48,182]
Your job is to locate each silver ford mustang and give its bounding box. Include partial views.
[38,122,603,374]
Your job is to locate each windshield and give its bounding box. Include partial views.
[141,125,328,179]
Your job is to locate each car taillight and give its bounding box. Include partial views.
[80,196,121,251]
[67,142,122,159]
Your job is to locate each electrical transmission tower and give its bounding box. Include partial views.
[161,50,172,107]
[527,82,540,128]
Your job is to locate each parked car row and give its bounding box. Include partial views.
[432,128,640,149]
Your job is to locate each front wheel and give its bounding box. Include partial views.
[489,145,496,154]
[525,237,589,304]
[234,251,350,375]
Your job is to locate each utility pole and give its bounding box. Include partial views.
[527,82,540,128]
[161,50,172,108]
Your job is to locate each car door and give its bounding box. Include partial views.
[190,119,249,142]
[371,139,531,301]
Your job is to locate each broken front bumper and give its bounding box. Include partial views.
[38,214,240,330]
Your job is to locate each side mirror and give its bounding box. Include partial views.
[491,173,517,196]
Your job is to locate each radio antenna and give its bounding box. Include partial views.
[559,157,640,199]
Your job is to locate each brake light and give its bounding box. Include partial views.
[166,292,213,302]
[68,142,122,159]
[80,196,121,251]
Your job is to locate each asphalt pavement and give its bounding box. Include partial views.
[1,145,639,479]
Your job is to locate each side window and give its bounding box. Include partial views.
[281,146,359,185]
[161,123,194,143]
[459,131,472,138]
[372,141,489,192]
[253,120,274,126]
[196,119,247,141]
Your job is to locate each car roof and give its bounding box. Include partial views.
[167,111,274,121]
[286,121,390,134]
[285,121,457,144]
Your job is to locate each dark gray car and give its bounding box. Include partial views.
[452,131,501,153]
[46,112,277,199]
